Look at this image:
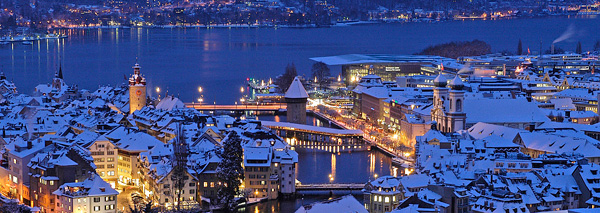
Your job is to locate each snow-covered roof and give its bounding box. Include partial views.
[464,98,549,125]
[285,77,308,99]
[294,195,367,213]
[53,174,118,197]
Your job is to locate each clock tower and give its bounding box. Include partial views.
[128,63,147,114]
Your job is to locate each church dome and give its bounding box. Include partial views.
[449,75,464,90]
[433,74,447,87]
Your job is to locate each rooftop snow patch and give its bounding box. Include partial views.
[295,195,367,213]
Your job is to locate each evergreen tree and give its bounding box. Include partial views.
[517,39,523,55]
[576,41,582,54]
[216,132,245,212]
[168,123,188,211]
[311,62,331,89]
[276,63,298,93]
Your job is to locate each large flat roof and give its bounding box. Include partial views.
[309,54,451,65]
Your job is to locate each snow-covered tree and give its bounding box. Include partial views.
[216,132,245,212]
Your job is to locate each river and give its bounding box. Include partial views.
[1,16,600,105]
[247,114,392,213]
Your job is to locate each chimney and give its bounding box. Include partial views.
[27,140,32,149]
[528,122,535,132]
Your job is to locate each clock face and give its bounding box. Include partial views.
[136,89,142,97]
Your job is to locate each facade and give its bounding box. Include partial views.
[28,145,96,213]
[128,63,147,114]
[156,169,199,210]
[53,174,118,213]
[0,138,50,205]
[310,54,458,85]
[88,136,118,188]
[243,140,298,200]
[431,75,466,133]
[363,176,404,213]
[285,77,308,124]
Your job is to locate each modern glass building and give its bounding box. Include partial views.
[310,54,460,86]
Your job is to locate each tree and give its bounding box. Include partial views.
[595,40,600,51]
[311,62,331,89]
[0,201,31,213]
[576,41,582,54]
[417,40,492,58]
[276,63,298,93]
[517,39,523,55]
[216,132,245,212]
[170,123,188,211]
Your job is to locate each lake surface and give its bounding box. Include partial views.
[1,16,600,104]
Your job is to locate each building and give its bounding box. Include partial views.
[310,54,460,85]
[285,77,308,124]
[28,144,96,213]
[52,174,118,213]
[128,63,147,114]
[431,75,466,133]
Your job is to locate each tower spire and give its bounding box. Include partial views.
[58,61,63,79]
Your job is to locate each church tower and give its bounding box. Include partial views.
[129,63,147,114]
[431,74,466,133]
[285,77,308,124]
[447,75,467,132]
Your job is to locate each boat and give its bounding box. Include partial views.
[22,41,33,45]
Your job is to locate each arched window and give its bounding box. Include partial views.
[456,99,462,112]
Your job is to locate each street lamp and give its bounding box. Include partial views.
[156,87,161,100]
[240,86,244,93]
[198,86,203,93]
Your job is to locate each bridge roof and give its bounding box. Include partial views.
[261,121,363,136]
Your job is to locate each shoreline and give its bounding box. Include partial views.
[39,14,595,31]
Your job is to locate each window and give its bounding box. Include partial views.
[107,157,114,162]
[190,189,195,194]
[385,197,389,203]
[210,182,214,188]
[164,184,170,189]
[108,171,115,176]
[93,206,100,211]
[50,181,54,186]
[203,182,208,187]
[94,198,100,202]
[105,205,114,210]
[189,183,195,187]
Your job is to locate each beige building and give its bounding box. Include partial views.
[53,174,118,213]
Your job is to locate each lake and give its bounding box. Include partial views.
[1,16,599,105]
